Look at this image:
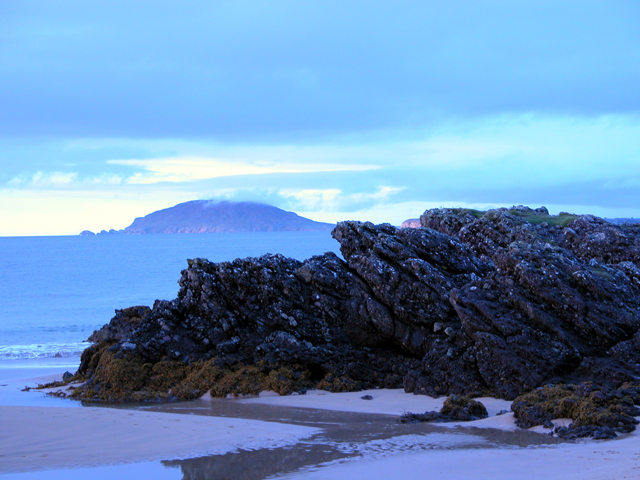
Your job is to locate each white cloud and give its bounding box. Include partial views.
[278,188,342,210]
[279,186,406,211]
[109,157,380,184]
[87,173,124,185]
[348,186,405,202]
[7,171,79,188]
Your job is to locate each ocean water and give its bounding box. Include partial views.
[0,232,341,362]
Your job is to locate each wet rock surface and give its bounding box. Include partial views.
[74,206,640,429]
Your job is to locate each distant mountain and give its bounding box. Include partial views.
[87,201,335,235]
[401,218,421,228]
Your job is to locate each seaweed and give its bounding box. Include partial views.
[511,382,640,438]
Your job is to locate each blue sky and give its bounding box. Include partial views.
[1,1,639,235]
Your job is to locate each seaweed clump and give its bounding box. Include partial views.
[511,382,640,439]
[64,340,319,402]
[400,395,488,423]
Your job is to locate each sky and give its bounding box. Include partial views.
[1,0,640,236]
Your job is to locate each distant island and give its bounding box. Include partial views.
[400,218,420,228]
[81,201,334,235]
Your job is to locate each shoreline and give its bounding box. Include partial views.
[1,367,639,478]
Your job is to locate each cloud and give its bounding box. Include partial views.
[278,186,405,212]
[2,1,639,140]
[3,112,640,235]
[277,188,342,210]
[88,174,124,185]
[109,157,379,184]
[8,171,78,188]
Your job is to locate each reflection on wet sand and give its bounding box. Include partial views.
[144,398,562,480]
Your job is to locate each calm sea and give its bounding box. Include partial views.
[0,232,341,362]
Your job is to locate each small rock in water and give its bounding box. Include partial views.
[62,371,74,382]
[361,395,373,400]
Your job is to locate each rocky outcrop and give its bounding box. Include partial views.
[74,206,640,403]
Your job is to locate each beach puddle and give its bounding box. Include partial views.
[138,398,563,480]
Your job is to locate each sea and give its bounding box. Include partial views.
[0,232,341,364]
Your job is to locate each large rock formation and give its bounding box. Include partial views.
[73,206,640,402]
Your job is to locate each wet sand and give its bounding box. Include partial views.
[0,405,319,473]
[1,365,639,479]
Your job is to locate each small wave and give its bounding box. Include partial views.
[0,342,92,360]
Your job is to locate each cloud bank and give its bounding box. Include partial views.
[1,1,639,235]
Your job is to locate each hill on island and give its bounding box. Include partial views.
[91,201,335,234]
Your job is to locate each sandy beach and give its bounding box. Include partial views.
[1,366,639,478]
[276,433,640,480]
[0,405,319,473]
[241,389,640,479]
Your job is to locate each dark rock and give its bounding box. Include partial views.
[400,411,448,423]
[87,306,151,343]
[553,425,618,440]
[72,206,640,407]
[440,394,488,421]
[400,395,487,423]
[361,395,373,400]
[62,371,74,382]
